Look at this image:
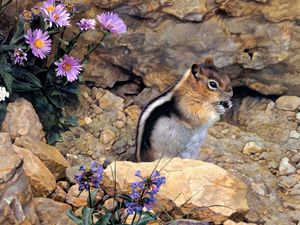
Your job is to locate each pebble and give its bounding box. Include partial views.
[243,142,263,155]
[84,117,92,125]
[296,112,300,120]
[289,130,300,139]
[279,157,296,175]
[221,129,230,135]
[100,129,116,151]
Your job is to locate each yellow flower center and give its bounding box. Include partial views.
[33,39,44,49]
[63,63,72,71]
[46,5,55,12]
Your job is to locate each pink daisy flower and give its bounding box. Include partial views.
[97,12,126,35]
[25,29,52,59]
[41,0,56,14]
[42,3,70,27]
[77,18,96,31]
[55,55,82,82]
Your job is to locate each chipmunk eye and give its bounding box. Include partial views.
[208,80,219,90]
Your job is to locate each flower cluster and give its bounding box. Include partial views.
[74,162,104,191]
[77,18,96,32]
[125,170,166,215]
[0,87,9,102]
[13,48,27,65]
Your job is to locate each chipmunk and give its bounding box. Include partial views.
[134,58,233,162]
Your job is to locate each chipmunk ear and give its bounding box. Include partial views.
[191,63,202,79]
[203,56,215,66]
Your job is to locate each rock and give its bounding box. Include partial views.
[296,113,300,120]
[49,185,67,202]
[0,144,40,224]
[289,130,300,139]
[84,117,93,125]
[242,142,263,155]
[34,198,73,225]
[166,219,210,225]
[57,181,70,192]
[224,219,257,225]
[275,96,300,111]
[124,105,141,122]
[279,157,296,175]
[12,145,56,197]
[99,91,124,111]
[0,132,11,146]
[100,129,116,151]
[1,98,44,140]
[103,198,117,211]
[102,158,249,224]
[66,165,81,185]
[66,184,88,208]
[14,135,70,180]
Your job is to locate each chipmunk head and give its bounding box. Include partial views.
[191,57,233,115]
[175,57,233,126]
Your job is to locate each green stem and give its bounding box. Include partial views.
[65,31,82,55]
[88,187,93,208]
[81,32,108,64]
[130,212,137,225]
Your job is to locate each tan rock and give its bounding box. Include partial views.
[1,98,44,140]
[12,145,56,197]
[34,198,73,225]
[103,158,249,224]
[100,129,116,151]
[49,185,67,202]
[0,144,40,225]
[84,117,93,125]
[124,105,141,122]
[66,184,88,208]
[103,198,117,211]
[0,132,11,146]
[242,142,263,155]
[296,112,300,120]
[14,135,70,180]
[289,130,300,139]
[275,96,300,111]
[279,157,296,175]
[224,219,257,225]
[99,91,124,111]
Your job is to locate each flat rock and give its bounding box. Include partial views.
[12,145,56,197]
[0,144,40,224]
[34,197,73,225]
[66,184,88,208]
[1,98,44,140]
[14,135,70,180]
[102,158,249,224]
[275,96,300,111]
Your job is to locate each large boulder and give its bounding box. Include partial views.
[0,137,40,224]
[12,145,56,197]
[1,98,44,141]
[14,135,70,180]
[102,158,249,224]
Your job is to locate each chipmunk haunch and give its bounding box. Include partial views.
[135,58,233,162]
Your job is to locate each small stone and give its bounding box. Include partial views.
[99,91,124,111]
[100,129,116,151]
[103,198,117,211]
[242,142,263,155]
[221,129,230,135]
[57,181,70,192]
[91,87,98,98]
[113,121,125,129]
[275,96,300,111]
[82,92,89,99]
[279,157,296,175]
[66,184,88,208]
[84,117,93,125]
[296,112,300,120]
[66,165,81,185]
[87,150,94,156]
[49,185,67,202]
[290,153,300,164]
[124,105,141,122]
[290,130,300,139]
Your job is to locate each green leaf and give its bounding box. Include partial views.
[115,194,132,202]
[12,68,42,88]
[82,207,94,225]
[61,115,78,127]
[134,212,156,225]
[66,209,83,225]
[95,213,112,225]
[98,205,111,215]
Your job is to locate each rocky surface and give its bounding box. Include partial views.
[0,133,40,225]
[103,158,249,224]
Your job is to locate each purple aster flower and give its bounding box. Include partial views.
[77,18,96,31]
[55,55,82,82]
[42,4,70,27]
[41,0,56,14]
[13,48,27,65]
[25,29,52,59]
[74,161,104,191]
[125,170,166,214]
[97,12,126,35]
